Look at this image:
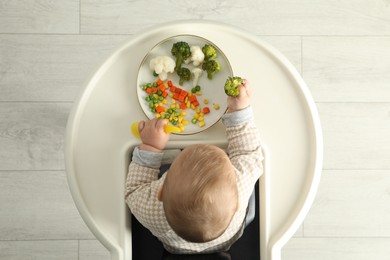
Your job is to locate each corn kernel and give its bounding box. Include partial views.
[155,113,161,118]
[204,99,209,104]
[180,126,185,131]
[170,104,176,109]
[180,111,186,116]
[191,104,196,110]
[194,114,200,119]
[186,101,191,108]
[213,103,220,110]
[200,112,204,117]
[196,91,202,96]
[182,119,189,125]
[169,93,174,98]
[196,107,201,114]
[162,99,168,105]
[176,104,180,109]
[198,116,204,122]
[172,99,176,104]
[198,121,205,127]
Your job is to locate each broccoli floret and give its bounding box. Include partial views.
[171,41,191,69]
[176,67,192,86]
[202,44,217,61]
[224,77,244,97]
[202,59,220,80]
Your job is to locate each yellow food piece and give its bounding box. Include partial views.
[213,103,220,110]
[131,122,140,139]
[164,124,182,133]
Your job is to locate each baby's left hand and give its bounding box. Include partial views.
[138,118,170,152]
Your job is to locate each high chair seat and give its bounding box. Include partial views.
[66,20,322,260]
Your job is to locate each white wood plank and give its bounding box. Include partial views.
[0,35,130,102]
[304,170,390,237]
[79,240,110,260]
[0,171,94,240]
[80,0,390,35]
[0,103,70,170]
[262,36,302,74]
[283,238,390,260]
[0,0,79,34]
[317,103,390,169]
[303,37,390,102]
[0,240,78,260]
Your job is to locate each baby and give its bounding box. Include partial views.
[125,81,263,254]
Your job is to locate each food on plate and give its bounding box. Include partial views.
[185,45,205,66]
[171,41,191,69]
[141,78,220,132]
[138,36,230,134]
[191,67,203,87]
[224,76,244,97]
[202,44,217,61]
[202,59,220,80]
[176,67,192,86]
[149,56,175,81]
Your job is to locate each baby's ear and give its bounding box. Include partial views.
[157,188,163,201]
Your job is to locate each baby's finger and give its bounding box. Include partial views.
[241,81,251,97]
[138,120,146,132]
[156,118,168,130]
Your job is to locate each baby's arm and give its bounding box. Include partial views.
[222,81,263,182]
[125,119,170,233]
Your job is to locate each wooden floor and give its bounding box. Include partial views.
[1,1,390,259]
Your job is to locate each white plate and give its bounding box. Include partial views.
[136,35,233,135]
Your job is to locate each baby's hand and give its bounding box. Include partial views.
[227,80,251,112]
[138,118,170,152]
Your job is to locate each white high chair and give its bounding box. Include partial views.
[65,20,322,260]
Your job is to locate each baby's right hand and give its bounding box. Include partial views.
[138,118,170,152]
[227,80,251,112]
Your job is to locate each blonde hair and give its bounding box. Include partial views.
[162,144,238,243]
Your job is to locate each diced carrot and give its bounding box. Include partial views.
[159,84,166,92]
[151,87,158,93]
[180,103,187,110]
[173,93,179,100]
[170,86,176,92]
[203,107,210,114]
[168,80,173,87]
[162,91,168,98]
[180,90,188,97]
[145,88,153,94]
[175,87,182,94]
[156,79,163,86]
[156,106,165,113]
[192,101,199,107]
[189,95,197,103]
[178,95,185,103]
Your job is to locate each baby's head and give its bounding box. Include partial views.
[158,144,238,243]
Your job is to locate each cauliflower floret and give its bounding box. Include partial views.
[191,67,203,87]
[185,46,205,67]
[149,56,175,81]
